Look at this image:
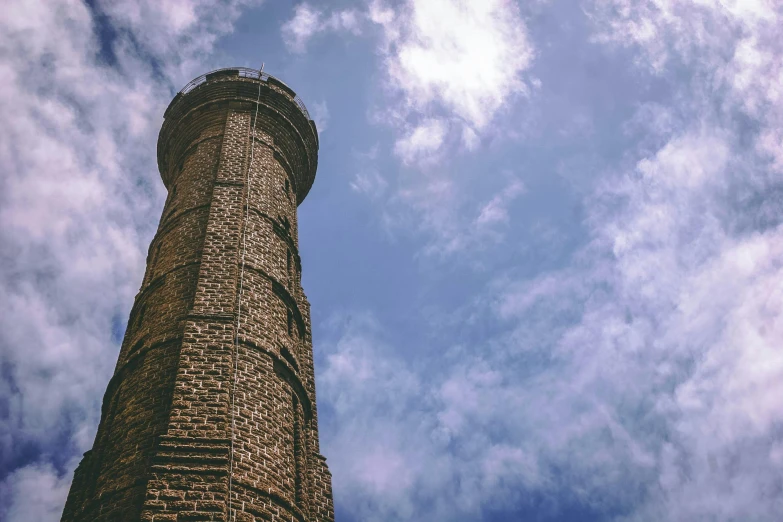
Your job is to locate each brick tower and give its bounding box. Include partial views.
[61,68,334,522]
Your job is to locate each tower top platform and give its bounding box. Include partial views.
[158,67,319,204]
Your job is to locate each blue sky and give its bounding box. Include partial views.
[1,0,782,521]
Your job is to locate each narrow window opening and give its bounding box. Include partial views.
[130,339,145,355]
[281,346,298,370]
[278,215,291,233]
[135,304,146,332]
[287,309,294,338]
[148,242,162,283]
[163,183,178,222]
[284,178,290,194]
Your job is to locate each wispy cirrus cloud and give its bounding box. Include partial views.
[316,2,783,521]
[282,2,362,53]
[574,4,783,516]
[322,125,783,522]
[590,0,783,172]
[393,118,447,165]
[0,463,73,521]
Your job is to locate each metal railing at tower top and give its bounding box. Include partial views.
[178,67,311,120]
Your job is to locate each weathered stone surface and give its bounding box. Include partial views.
[61,69,334,522]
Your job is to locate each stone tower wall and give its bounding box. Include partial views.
[61,69,334,522]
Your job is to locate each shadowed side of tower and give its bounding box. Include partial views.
[61,68,335,522]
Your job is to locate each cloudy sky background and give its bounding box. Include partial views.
[1,0,782,520]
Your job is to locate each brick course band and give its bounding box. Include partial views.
[61,69,335,522]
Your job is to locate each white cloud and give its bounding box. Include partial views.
[461,125,480,151]
[530,5,783,515]
[476,179,525,226]
[320,3,783,520]
[591,0,783,169]
[373,171,526,260]
[282,2,361,53]
[352,0,535,257]
[329,9,361,33]
[373,0,534,132]
[310,99,330,133]
[317,313,562,521]
[282,3,321,52]
[393,118,447,165]
[351,169,388,200]
[0,463,73,522]
[575,130,783,522]
[322,126,783,522]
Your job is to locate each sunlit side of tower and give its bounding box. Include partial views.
[61,68,335,522]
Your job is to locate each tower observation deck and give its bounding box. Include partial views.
[61,68,335,522]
